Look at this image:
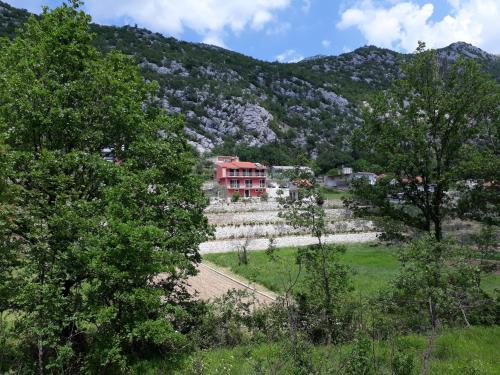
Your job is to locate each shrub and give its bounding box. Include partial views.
[345,333,372,375]
[391,350,414,375]
[260,192,269,202]
[316,192,325,206]
[231,191,240,202]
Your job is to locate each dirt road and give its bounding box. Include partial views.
[186,262,277,305]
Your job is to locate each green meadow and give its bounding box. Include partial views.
[205,243,499,297]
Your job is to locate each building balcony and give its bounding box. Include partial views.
[227,173,266,177]
[227,184,266,189]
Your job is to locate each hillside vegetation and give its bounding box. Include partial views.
[1,0,499,171]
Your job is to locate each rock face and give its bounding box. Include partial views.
[121,39,500,154]
[184,128,215,154]
[140,60,189,76]
[440,42,498,61]
[238,104,276,144]
[181,103,276,153]
[1,1,499,154]
[318,89,349,109]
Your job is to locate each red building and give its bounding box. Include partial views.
[214,156,267,198]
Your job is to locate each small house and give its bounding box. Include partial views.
[270,166,314,180]
[288,179,314,201]
[352,172,377,185]
[324,166,353,189]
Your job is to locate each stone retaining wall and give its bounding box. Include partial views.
[214,220,374,240]
[205,199,343,213]
[207,208,349,225]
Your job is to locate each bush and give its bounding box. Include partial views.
[231,191,240,202]
[345,333,372,375]
[260,193,269,202]
[316,192,325,206]
[391,350,414,375]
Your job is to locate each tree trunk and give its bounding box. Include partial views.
[434,218,442,242]
[420,330,436,375]
[421,296,438,375]
[0,312,4,369]
[432,183,444,242]
[38,339,44,375]
[319,241,333,345]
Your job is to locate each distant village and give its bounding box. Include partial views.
[203,155,380,202]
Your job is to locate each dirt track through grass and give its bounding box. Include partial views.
[186,262,277,305]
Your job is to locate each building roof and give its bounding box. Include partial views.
[401,176,424,184]
[219,161,267,169]
[290,179,314,188]
[215,155,239,163]
[271,165,312,171]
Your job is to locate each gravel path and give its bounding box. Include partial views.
[199,232,379,254]
[186,262,277,305]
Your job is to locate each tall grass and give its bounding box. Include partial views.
[135,326,500,374]
[205,243,499,297]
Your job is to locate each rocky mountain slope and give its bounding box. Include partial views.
[1,1,499,162]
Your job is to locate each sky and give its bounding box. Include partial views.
[6,0,500,62]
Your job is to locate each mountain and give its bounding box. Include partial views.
[1,1,499,166]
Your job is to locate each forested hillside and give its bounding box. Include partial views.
[1,0,499,170]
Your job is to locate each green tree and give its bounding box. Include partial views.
[382,236,497,374]
[0,2,210,373]
[388,236,494,331]
[455,147,500,225]
[278,174,351,345]
[350,42,500,241]
[0,136,20,371]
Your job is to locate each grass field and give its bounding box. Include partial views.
[320,187,351,200]
[204,243,500,296]
[134,244,500,374]
[135,326,500,374]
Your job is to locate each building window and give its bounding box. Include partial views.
[256,169,265,176]
[260,179,266,188]
[244,169,252,176]
[245,179,252,188]
[230,180,240,188]
[229,169,240,177]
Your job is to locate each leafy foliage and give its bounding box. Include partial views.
[277,172,353,345]
[382,236,498,331]
[349,42,500,240]
[0,2,210,373]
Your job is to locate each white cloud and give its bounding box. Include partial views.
[251,10,273,30]
[337,0,500,53]
[321,39,331,48]
[275,49,304,63]
[202,33,227,48]
[83,0,291,48]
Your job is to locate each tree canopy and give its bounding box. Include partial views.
[349,42,500,241]
[0,1,210,373]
